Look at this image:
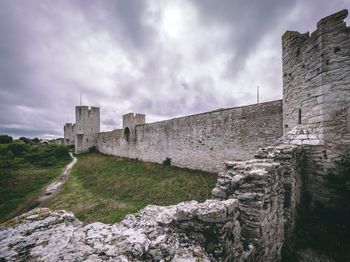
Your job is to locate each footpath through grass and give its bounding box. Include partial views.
[0,163,68,221]
[0,137,71,222]
[46,153,218,224]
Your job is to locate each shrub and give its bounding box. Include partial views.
[0,151,15,168]
[32,138,40,144]
[7,141,29,156]
[0,135,13,144]
[18,137,30,144]
[162,157,171,166]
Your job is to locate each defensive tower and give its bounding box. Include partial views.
[63,123,75,146]
[75,106,100,153]
[122,113,146,142]
[282,9,350,205]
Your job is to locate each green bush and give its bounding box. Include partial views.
[7,141,29,156]
[0,135,13,144]
[0,139,70,168]
[32,138,40,144]
[162,157,171,166]
[0,151,15,168]
[18,137,30,144]
[24,144,70,166]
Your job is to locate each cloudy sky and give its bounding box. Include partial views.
[0,0,349,138]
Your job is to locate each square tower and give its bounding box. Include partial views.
[282,10,350,143]
[122,113,145,142]
[75,106,100,153]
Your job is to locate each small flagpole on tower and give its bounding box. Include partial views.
[257,85,260,104]
[80,91,82,106]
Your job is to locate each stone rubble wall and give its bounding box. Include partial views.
[212,143,304,261]
[97,100,283,173]
[0,199,243,262]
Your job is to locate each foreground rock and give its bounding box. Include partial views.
[0,199,240,262]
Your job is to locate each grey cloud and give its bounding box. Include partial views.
[72,0,155,51]
[191,0,297,78]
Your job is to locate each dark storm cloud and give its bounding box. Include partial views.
[190,0,297,77]
[72,0,155,50]
[0,0,348,137]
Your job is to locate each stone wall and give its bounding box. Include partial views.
[75,106,100,154]
[282,10,350,140]
[63,123,75,146]
[282,9,350,206]
[98,100,283,172]
[212,143,304,261]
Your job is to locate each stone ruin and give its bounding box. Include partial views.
[1,9,350,262]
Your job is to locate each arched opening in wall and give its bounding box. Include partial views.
[298,109,302,124]
[124,127,130,142]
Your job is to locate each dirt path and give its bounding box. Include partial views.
[8,152,78,219]
[36,152,77,205]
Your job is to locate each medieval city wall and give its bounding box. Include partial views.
[97,100,283,172]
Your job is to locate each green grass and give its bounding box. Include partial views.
[46,153,218,224]
[0,161,68,222]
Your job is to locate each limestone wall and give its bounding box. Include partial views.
[282,10,350,206]
[98,100,283,172]
[212,143,304,261]
[282,10,350,141]
[63,123,75,146]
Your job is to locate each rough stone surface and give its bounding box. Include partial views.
[0,199,242,262]
[75,106,100,154]
[282,10,350,206]
[97,101,283,173]
[212,143,304,262]
[63,123,75,146]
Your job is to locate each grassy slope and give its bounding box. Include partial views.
[0,161,68,222]
[46,153,218,224]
